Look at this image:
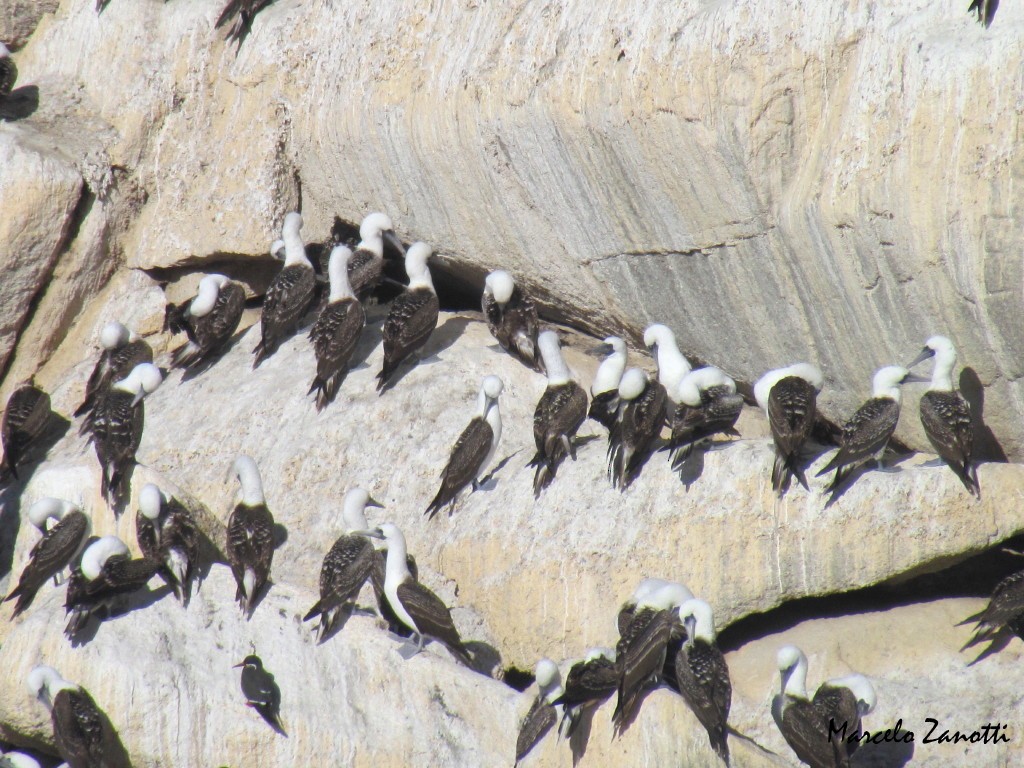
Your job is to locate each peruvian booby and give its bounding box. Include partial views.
[64,535,159,637]
[426,375,503,517]
[1,382,52,481]
[515,658,564,765]
[528,331,588,497]
[235,654,286,735]
[370,542,419,637]
[666,367,744,469]
[643,324,692,404]
[303,488,382,641]
[377,242,439,392]
[308,245,366,410]
[907,335,980,498]
[5,498,89,618]
[550,647,619,738]
[0,43,16,101]
[812,674,876,759]
[674,599,732,764]
[968,0,999,27]
[349,212,405,299]
[166,275,245,371]
[772,645,858,768]
[607,368,667,490]
[136,483,200,604]
[253,212,316,368]
[27,665,117,768]
[226,455,276,619]
[816,365,923,498]
[482,270,541,371]
[75,321,153,418]
[754,363,823,495]
[959,568,1024,649]
[365,523,473,666]
[588,336,627,430]
[613,581,693,730]
[86,362,162,510]
[617,578,670,636]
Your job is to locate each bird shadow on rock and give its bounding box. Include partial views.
[853,736,914,767]
[375,316,474,394]
[475,450,522,491]
[0,484,24,581]
[959,367,1008,463]
[464,640,503,678]
[96,700,135,768]
[0,85,40,121]
[272,523,288,549]
[69,584,174,647]
[963,626,1018,666]
[178,327,252,383]
[675,447,706,490]
[569,706,599,766]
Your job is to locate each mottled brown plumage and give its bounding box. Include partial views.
[666,386,743,468]
[529,381,588,497]
[920,389,979,497]
[960,569,1024,649]
[226,502,276,619]
[169,281,245,370]
[64,554,161,637]
[767,376,817,494]
[308,297,365,410]
[0,49,17,100]
[482,281,541,371]
[136,495,201,604]
[426,417,494,518]
[608,378,667,490]
[515,696,557,765]
[817,397,900,494]
[76,338,152,419]
[87,388,145,509]
[376,287,439,391]
[5,510,89,618]
[51,686,111,768]
[395,579,473,666]
[253,263,316,368]
[303,534,376,640]
[675,639,732,763]
[1,383,52,480]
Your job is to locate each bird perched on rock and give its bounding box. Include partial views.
[75,321,153,419]
[5,498,89,618]
[754,363,823,496]
[426,375,503,518]
[515,658,564,765]
[644,324,691,409]
[674,599,732,764]
[226,455,276,619]
[588,336,627,430]
[253,212,316,368]
[0,43,17,101]
[235,654,286,735]
[166,275,245,372]
[64,535,160,637]
[348,212,405,300]
[528,330,588,497]
[482,270,541,371]
[377,242,439,391]
[308,245,365,410]
[136,483,200,604]
[550,647,619,738]
[85,362,162,511]
[365,523,473,666]
[1,381,53,482]
[907,335,980,498]
[665,366,744,470]
[303,488,383,642]
[607,368,666,490]
[959,567,1024,650]
[27,664,120,768]
[816,365,923,500]
[968,0,999,27]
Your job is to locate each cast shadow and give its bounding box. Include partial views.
[959,367,1007,463]
[465,640,502,678]
[375,316,472,394]
[853,736,914,767]
[0,86,40,121]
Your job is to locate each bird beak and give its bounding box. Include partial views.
[683,615,697,645]
[353,528,385,539]
[586,343,614,358]
[131,392,145,407]
[366,496,384,509]
[383,230,406,257]
[901,372,930,385]
[907,346,935,369]
[232,661,245,668]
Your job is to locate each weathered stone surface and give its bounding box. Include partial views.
[0,0,58,50]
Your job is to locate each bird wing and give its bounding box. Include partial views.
[533,382,588,458]
[515,696,556,763]
[261,264,316,341]
[768,376,817,456]
[382,289,439,357]
[17,511,88,591]
[615,608,676,720]
[194,282,246,355]
[347,249,382,298]
[226,503,276,584]
[53,689,105,767]
[557,657,618,705]
[824,397,900,472]
[968,569,1024,627]
[319,535,376,607]
[920,390,973,467]
[395,580,465,651]
[310,299,365,377]
[778,696,838,768]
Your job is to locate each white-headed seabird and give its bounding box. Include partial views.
[674,598,732,764]
[617,578,670,637]
[959,568,1024,649]
[75,321,153,418]
[64,535,160,637]
[0,43,16,101]
[136,483,200,604]
[1,382,52,482]
[253,212,316,368]
[350,212,405,299]
[86,362,162,510]
[907,335,980,498]
[426,375,503,518]
[643,324,692,405]
[377,242,439,392]
[528,331,588,497]
[613,580,693,731]
[607,368,667,490]
[308,245,366,410]
[0,751,45,768]
[666,367,744,469]
[813,674,876,758]
[27,665,117,768]
[226,455,276,619]
[365,522,473,666]
[515,658,564,765]
[816,365,923,498]
[482,270,541,371]
[550,647,619,738]
[754,363,823,496]
[5,498,89,618]
[303,487,383,641]
[235,653,286,735]
[166,275,245,371]
[587,336,627,430]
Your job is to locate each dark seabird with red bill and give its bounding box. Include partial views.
[136,483,201,604]
[377,242,439,392]
[308,245,366,410]
[75,321,153,418]
[166,275,245,371]
[754,363,823,496]
[226,455,276,619]
[482,269,541,371]
[235,653,286,735]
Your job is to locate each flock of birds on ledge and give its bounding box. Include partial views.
[0,203,1014,768]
